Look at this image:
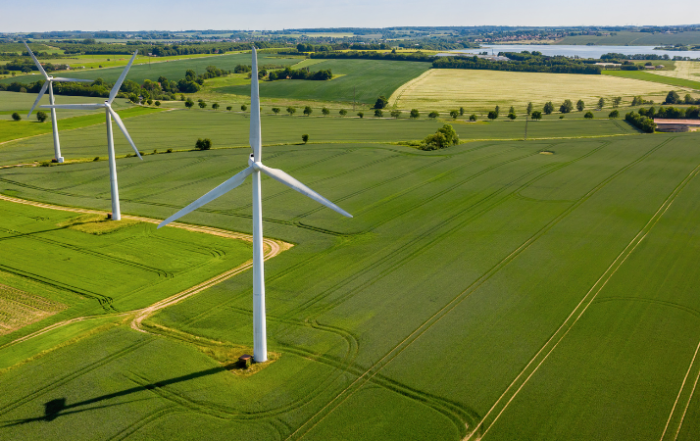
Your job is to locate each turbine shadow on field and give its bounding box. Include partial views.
[0,362,238,428]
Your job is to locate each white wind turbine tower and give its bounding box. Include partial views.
[23,42,93,163]
[158,47,352,363]
[42,51,144,221]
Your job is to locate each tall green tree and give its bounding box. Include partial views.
[272,107,280,114]
[576,100,585,112]
[526,102,533,116]
[321,107,330,116]
[531,110,542,120]
[304,106,313,116]
[598,97,605,109]
[36,111,47,123]
[374,96,389,109]
[543,102,554,115]
[287,106,296,116]
[449,110,459,120]
[410,109,420,119]
[390,109,402,119]
[560,99,573,114]
[339,109,347,117]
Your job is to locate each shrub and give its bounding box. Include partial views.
[419,124,459,151]
[302,134,309,144]
[303,106,313,116]
[357,112,364,118]
[212,103,220,110]
[584,111,594,119]
[12,112,20,121]
[560,99,573,114]
[410,109,420,119]
[146,99,153,105]
[625,111,656,133]
[508,112,517,120]
[153,149,158,154]
[287,106,296,116]
[374,109,383,117]
[241,104,248,111]
[155,101,161,107]
[449,110,459,120]
[166,148,173,153]
[185,99,194,109]
[531,111,542,120]
[487,111,497,120]
[36,111,48,123]
[469,114,477,121]
[198,101,207,109]
[321,107,330,116]
[93,156,100,161]
[609,110,619,119]
[428,111,439,119]
[339,109,347,117]
[195,138,212,150]
[226,106,233,111]
[390,109,402,119]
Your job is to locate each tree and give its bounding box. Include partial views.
[357,112,364,119]
[612,97,622,108]
[271,107,280,114]
[185,99,194,109]
[195,138,212,150]
[227,106,233,111]
[560,99,573,114]
[665,91,681,104]
[531,111,542,120]
[287,106,296,116]
[12,112,20,121]
[322,107,330,116]
[609,110,619,119]
[303,106,313,116]
[390,109,402,119]
[449,110,459,120]
[487,111,497,120]
[339,109,347,117]
[241,104,248,111]
[374,96,388,109]
[302,134,309,144]
[598,97,605,109]
[526,102,533,116]
[508,112,517,120]
[155,101,161,107]
[459,107,464,116]
[428,111,439,119]
[584,111,594,119]
[36,111,47,123]
[576,100,585,112]
[198,101,207,109]
[374,109,383,117]
[543,102,554,115]
[410,109,420,119]
[129,93,139,103]
[420,124,459,151]
[631,96,643,106]
[494,106,500,117]
[685,94,694,104]
[469,114,477,121]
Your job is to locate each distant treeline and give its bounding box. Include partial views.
[601,53,672,61]
[309,51,436,62]
[268,66,332,81]
[433,52,602,74]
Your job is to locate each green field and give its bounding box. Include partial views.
[218,59,432,104]
[603,70,700,90]
[2,125,700,439]
[0,53,301,86]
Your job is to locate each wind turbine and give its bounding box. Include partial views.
[157,47,352,363]
[42,51,143,221]
[23,42,93,163]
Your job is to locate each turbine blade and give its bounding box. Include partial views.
[109,51,138,104]
[158,166,254,229]
[51,77,94,83]
[28,81,49,117]
[107,106,142,160]
[258,164,352,218]
[23,42,49,79]
[40,103,105,110]
[249,46,261,162]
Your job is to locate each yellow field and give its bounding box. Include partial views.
[390,69,673,112]
[651,61,700,81]
[0,284,66,335]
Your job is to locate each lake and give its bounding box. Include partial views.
[446,45,700,60]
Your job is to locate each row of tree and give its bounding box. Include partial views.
[433,53,602,75]
[268,67,332,81]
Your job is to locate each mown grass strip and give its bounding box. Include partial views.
[603,70,700,90]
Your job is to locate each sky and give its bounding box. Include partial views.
[1,0,698,33]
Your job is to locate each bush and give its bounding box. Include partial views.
[321,107,330,116]
[507,112,517,120]
[185,99,194,109]
[428,111,439,119]
[166,148,173,153]
[410,109,420,119]
[584,111,594,119]
[560,99,573,114]
[339,109,347,117]
[487,111,497,120]
[390,109,402,119]
[195,138,212,150]
[198,101,207,109]
[419,124,459,151]
[469,114,477,121]
[374,109,383,117]
[36,111,48,123]
[227,106,233,111]
[374,96,388,109]
[155,101,161,107]
[357,112,364,119]
[302,134,309,144]
[609,110,619,119]
[11,112,20,121]
[449,110,459,120]
[212,103,219,110]
[241,104,248,111]
[303,106,313,116]
[531,111,542,120]
[287,106,296,116]
[146,99,153,105]
[625,111,656,133]
[93,156,100,161]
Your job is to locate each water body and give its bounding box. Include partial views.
[447,45,700,60]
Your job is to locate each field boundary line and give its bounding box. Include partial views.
[0,194,292,352]
[468,138,700,441]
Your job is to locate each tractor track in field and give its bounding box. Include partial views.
[0,194,293,352]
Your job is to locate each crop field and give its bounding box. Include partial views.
[651,61,700,81]
[0,104,637,166]
[2,128,700,440]
[390,69,677,111]
[0,53,301,86]
[603,70,700,91]
[0,200,253,347]
[218,59,432,104]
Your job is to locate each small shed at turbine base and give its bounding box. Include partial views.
[654,119,700,132]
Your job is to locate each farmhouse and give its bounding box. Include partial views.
[654,118,700,132]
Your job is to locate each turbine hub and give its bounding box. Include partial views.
[248,154,262,170]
